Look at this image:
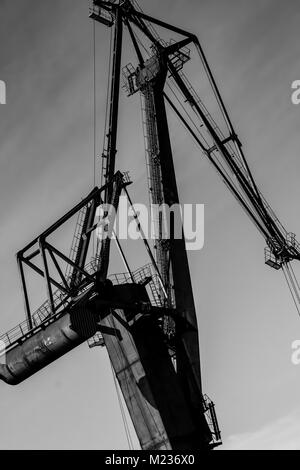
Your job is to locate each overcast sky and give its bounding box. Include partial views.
[0,0,300,450]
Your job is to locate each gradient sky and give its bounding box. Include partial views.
[0,0,300,450]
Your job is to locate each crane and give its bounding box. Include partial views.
[0,0,299,451]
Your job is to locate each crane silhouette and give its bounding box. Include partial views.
[0,0,299,450]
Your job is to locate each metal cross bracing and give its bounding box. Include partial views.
[0,162,169,354]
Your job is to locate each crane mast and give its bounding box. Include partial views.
[0,0,298,452]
